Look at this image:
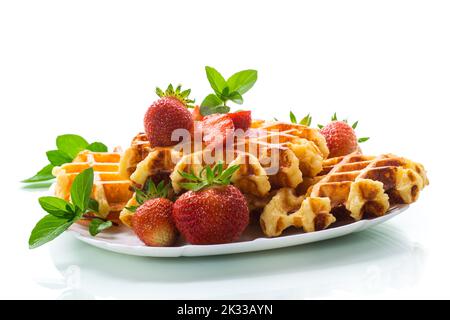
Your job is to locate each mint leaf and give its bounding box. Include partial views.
[38,196,74,219]
[205,66,227,95]
[46,150,72,166]
[200,105,230,116]
[88,198,99,213]
[228,91,243,104]
[227,70,257,95]
[29,214,74,249]
[89,218,112,236]
[56,134,89,158]
[86,142,108,152]
[200,94,222,108]
[22,164,55,183]
[352,121,358,129]
[70,168,94,212]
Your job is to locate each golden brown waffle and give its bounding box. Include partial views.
[260,153,428,237]
[53,150,133,219]
[119,122,328,226]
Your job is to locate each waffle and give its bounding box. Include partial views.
[119,122,328,226]
[260,153,428,237]
[53,150,133,219]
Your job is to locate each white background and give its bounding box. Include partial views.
[0,0,448,299]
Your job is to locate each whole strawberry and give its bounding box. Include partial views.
[144,84,194,147]
[320,121,358,158]
[173,163,249,245]
[128,180,178,247]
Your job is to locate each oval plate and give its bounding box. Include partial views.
[69,205,409,257]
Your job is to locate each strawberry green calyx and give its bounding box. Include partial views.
[155,84,195,108]
[318,113,370,144]
[126,179,171,212]
[290,111,312,126]
[178,162,240,192]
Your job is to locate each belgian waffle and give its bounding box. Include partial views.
[119,122,329,226]
[53,150,133,219]
[260,153,428,237]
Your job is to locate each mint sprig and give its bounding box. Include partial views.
[200,66,257,116]
[28,168,113,249]
[22,134,108,185]
[178,162,240,192]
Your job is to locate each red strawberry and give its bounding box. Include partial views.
[191,105,204,121]
[200,114,235,146]
[131,198,178,247]
[173,186,249,245]
[172,163,249,245]
[144,84,194,147]
[229,110,251,131]
[320,121,358,158]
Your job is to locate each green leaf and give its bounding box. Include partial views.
[205,66,227,95]
[358,137,370,143]
[226,70,257,95]
[125,206,139,213]
[289,111,297,124]
[135,189,147,205]
[70,168,94,212]
[219,165,240,180]
[56,134,89,158]
[29,214,74,249]
[331,113,337,121]
[179,181,208,192]
[86,142,108,152]
[206,166,214,182]
[228,91,243,104]
[46,150,73,166]
[155,87,164,97]
[273,117,279,121]
[200,104,230,116]
[22,164,55,183]
[352,121,359,129]
[299,114,312,126]
[317,124,324,129]
[89,219,113,236]
[38,196,74,219]
[201,94,223,107]
[88,198,99,213]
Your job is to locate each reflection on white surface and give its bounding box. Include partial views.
[39,223,425,299]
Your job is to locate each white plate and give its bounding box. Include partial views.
[69,205,409,257]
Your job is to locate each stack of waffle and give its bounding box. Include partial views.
[118,121,329,227]
[52,121,429,238]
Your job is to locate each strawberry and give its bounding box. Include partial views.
[173,163,249,245]
[320,121,358,158]
[199,114,235,147]
[191,105,204,121]
[228,110,251,131]
[128,180,178,247]
[132,198,177,247]
[144,84,194,147]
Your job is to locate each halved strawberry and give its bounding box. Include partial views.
[200,114,235,147]
[229,110,251,131]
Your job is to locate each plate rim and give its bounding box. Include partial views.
[69,205,409,257]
